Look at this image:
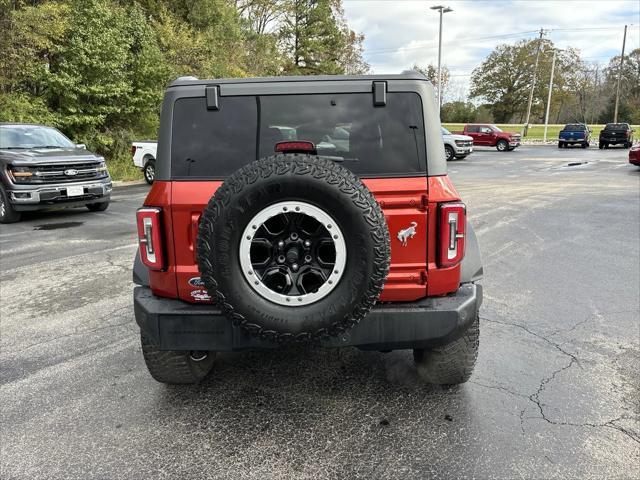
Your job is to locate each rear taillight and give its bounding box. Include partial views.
[131,145,137,155]
[136,207,165,270]
[438,202,466,268]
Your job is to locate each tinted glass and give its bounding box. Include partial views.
[0,125,75,149]
[171,97,257,178]
[466,125,479,133]
[171,92,426,178]
[605,123,627,130]
[563,124,585,131]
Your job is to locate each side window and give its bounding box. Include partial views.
[480,127,492,134]
[467,125,479,133]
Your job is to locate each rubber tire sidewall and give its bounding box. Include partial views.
[197,154,390,342]
[496,140,508,152]
[445,145,455,161]
[0,185,21,223]
[143,159,155,184]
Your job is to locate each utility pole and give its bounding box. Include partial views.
[543,49,557,143]
[430,5,453,113]
[613,24,627,123]
[523,28,545,137]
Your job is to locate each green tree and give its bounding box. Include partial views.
[470,38,580,123]
[280,0,366,75]
[441,101,476,123]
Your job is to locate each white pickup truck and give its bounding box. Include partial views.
[131,141,157,184]
[441,127,474,161]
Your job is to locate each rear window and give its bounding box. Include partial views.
[563,124,585,131]
[604,123,627,130]
[170,92,426,178]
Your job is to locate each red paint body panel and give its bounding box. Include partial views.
[143,176,463,304]
[630,144,640,165]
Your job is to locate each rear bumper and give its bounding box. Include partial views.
[600,137,628,144]
[133,283,482,351]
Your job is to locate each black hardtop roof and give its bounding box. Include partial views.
[169,71,428,88]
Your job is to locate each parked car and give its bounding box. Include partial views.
[132,140,157,184]
[453,123,521,151]
[629,143,640,166]
[0,123,111,223]
[599,123,634,149]
[558,123,591,148]
[442,127,473,161]
[133,72,483,386]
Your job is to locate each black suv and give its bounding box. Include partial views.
[598,123,634,149]
[0,123,112,223]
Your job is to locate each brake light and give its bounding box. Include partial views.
[438,202,466,267]
[136,207,165,270]
[275,141,316,154]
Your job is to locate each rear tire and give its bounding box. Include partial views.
[141,333,215,384]
[496,140,509,152]
[598,143,604,149]
[143,159,155,184]
[413,315,479,385]
[558,142,563,148]
[86,201,109,212]
[582,141,588,149]
[0,185,21,223]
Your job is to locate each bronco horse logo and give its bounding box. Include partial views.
[397,222,418,246]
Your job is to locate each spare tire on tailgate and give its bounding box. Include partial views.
[196,154,390,342]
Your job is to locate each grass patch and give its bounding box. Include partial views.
[107,152,143,182]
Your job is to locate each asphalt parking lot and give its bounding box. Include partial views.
[1,145,638,479]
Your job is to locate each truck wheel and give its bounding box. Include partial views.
[141,333,215,384]
[598,143,604,149]
[445,145,455,161]
[558,142,563,148]
[603,143,609,149]
[143,159,155,184]
[197,154,391,342]
[582,141,589,149]
[0,185,21,223]
[496,140,509,152]
[86,201,109,212]
[413,315,479,385]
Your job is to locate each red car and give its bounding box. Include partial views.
[454,123,521,152]
[133,72,483,386]
[629,143,640,166]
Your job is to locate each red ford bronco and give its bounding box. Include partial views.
[133,72,483,385]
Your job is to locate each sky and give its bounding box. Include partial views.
[342,0,640,100]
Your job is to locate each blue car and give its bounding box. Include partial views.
[558,123,591,148]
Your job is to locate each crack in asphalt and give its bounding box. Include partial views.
[480,316,640,445]
[481,316,580,365]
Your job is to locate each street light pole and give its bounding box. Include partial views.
[430,5,453,113]
[543,49,557,143]
[613,24,628,123]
